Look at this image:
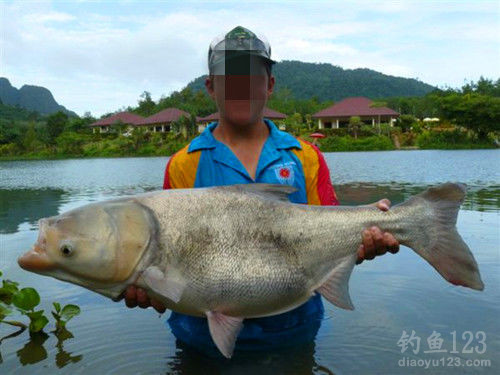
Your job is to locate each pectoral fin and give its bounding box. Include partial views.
[142,266,185,303]
[206,311,243,358]
[316,254,357,310]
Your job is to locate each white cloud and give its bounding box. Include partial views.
[25,11,75,23]
[0,1,498,116]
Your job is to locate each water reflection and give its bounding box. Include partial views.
[0,186,160,235]
[0,183,497,237]
[53,328,83,368]
[168,337,333,375]
[334,182,500,212]
[0,189,66,234]
[0,325,82,368]
[0,168,498,374]
[16,332,49,365]
[0,326,26,364]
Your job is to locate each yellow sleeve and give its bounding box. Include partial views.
[163,145,201,189]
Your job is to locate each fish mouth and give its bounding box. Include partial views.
[18,245,55,272]
[18,219,55,272]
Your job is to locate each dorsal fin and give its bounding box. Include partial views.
[219,183,297,202]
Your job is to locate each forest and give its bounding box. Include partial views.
[0,77,498,159]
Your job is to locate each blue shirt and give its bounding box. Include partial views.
[163,119,337,356]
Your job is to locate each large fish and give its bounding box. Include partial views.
[18,183,483,358]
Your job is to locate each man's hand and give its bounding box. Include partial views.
[121,285,167,314]
[356,199,400,265]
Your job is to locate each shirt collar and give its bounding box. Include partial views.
[188,118,302,153]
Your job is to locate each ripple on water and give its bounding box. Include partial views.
[1,153,498,374]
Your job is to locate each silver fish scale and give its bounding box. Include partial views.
[137,187,418,318]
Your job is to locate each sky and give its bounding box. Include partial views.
[1,0,499,117]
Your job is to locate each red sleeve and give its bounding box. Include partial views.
[313,144,339,206]
[162,156,174,190]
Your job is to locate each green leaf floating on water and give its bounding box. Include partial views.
[0,303,13,320]
[3,279,20,292]
[12,288,40,311]
[27,310,45,320]
[0,279,20,304]
[53,302,61,314]
[0,272,81,337]
[60,305,80,322]
[29,314,49,333]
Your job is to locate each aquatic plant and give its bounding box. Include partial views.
[51,302,80,333]
[0,270,80,337]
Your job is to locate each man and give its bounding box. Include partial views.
[123,26,399,355]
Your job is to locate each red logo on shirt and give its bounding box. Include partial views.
[279,168,291,179]
[274,162,295,185]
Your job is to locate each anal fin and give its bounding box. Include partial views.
[206,311,243,359]
[316,254,356,310]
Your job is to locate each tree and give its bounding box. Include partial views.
[348,116,362,139]
[284,113,303,134]
[137,91,155,116]
[370,101,387,108]
[462,77,500,97]
[66,112,95,133]
[110,120,128,135]
[23,122,37,151]
[186,112,197,137]
[56,132,88,155]
[131,127,148,150]
[437,93,500,138]
[0,120,22,144]
[304,114,313,130]
[46,111,68,143]
[172,114,196,139]
[397,114,418,132]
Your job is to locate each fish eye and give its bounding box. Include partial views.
[60,244,74,257]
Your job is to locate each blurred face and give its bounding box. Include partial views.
[206,56,275,127]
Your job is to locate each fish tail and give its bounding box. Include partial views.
[398,183,484,291]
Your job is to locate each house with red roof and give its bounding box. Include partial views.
[196,107,287,132]
[136,108,192,133]
[89,112,144,134]
[312,97,399,129]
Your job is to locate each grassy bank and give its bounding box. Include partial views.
[312,126,498,152]
[1,129,497,161]
[0,131,190,161]
[416,129,495,149]
[318,135,394,152]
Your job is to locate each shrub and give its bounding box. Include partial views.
[417,129,493,149]
[316,128,348,137]
[0,143,20,156]
[137,144,156,156]
[319,136,394,152]
[397,114,418,132]
[359,125,376,137]
[56,132,89,155]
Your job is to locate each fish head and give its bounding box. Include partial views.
[18,200,154,299]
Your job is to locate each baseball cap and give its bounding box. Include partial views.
[208,26,276,75]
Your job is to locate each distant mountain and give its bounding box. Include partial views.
[186,60,435,101]
[0,102,39,122]
[0,78,77,117]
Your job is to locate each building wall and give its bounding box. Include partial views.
[317,116,396,129]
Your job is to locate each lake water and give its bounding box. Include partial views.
[0,150,499,374]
